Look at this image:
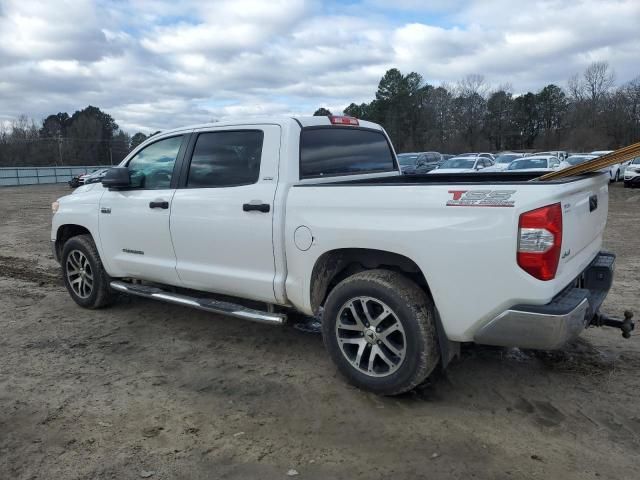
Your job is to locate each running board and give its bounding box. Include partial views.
[110,281,287,326]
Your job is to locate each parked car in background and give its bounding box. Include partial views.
[429,155,493,174]
[559,154,598,169]
[87,168,110,184]
[458,152,495,161]
[82,168,110,185]
[590,150,623,182]
[69,174,83,188]
[437,154,455,166]
[68,168,110,188]
[507,155,561,172]
[536,151,568,160]
[623,156,640,188]
[484,152,525,172]
[397,152,441,174]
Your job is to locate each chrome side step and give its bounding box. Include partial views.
[110,281,287,326]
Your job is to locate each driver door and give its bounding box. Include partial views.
[99,134,187,285]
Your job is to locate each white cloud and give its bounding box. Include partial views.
[0,0,638,132]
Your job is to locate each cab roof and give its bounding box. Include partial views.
[155,116,383,136]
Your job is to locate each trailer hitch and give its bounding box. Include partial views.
[591,310,635,338]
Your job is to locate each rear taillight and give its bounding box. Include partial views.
[517,203,563,281]
[329,115,359,126]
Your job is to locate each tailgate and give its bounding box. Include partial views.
[558,175,608,272]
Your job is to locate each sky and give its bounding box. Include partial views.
[0,0,638,134]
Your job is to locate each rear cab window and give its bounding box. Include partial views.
[299,127,396,179]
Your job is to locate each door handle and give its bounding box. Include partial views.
[149,201,169,209]
[243,202,270,213]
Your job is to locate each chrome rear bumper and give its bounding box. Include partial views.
[474,251,615,350]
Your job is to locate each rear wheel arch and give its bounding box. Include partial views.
[309,248,432,314]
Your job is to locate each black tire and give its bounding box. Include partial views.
[322,269,439,395]
[615,170,620,182]
[61,234,114,309]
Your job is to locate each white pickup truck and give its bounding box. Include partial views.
[51,115,633,395]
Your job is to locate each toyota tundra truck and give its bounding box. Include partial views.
[50,115,633,395]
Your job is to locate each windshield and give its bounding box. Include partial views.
[440,158,475,169]
[397,154,419,166]
[508,158,548,170]
[565,155,594,166]
[494,154,520,164]
[632,157,640,165]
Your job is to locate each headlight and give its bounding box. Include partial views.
[51,201,60,214]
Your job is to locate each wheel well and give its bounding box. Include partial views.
[55,224,91,258]
[309,248,430,313]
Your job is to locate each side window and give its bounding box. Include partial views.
[127,136,183,189]
[187,130,264,188]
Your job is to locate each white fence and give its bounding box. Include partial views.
[0,166,110,187]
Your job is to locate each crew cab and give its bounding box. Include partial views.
[51,115,632,395]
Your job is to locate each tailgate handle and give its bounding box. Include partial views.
[589,195,598,212]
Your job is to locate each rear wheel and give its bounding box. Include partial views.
[62,234,114,309]
[322,269,439,395]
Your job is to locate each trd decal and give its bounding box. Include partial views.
[447,190,516,207]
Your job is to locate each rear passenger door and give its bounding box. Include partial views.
[169,126,280,303]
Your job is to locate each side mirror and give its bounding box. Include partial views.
[476,164,484,170]
[101,166,130,189]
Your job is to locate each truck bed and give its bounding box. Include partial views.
[286,171,609,341]
[298,171,605,186]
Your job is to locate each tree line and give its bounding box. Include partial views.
[317,61,640,154]
[2,61,638,167]
[0,106,154,167]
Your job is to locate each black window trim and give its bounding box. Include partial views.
[123,133,189,190]
[298,125,399,181]
[177,129,265,189]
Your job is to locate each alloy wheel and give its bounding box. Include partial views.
[335,296,407,377]
[66,249,94,299]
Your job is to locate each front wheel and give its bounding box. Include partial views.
[61,234,114,309]
[322,269,440,395]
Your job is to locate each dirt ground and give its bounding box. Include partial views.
[1,183,639,480]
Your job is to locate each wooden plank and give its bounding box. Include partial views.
[536,141,640,181]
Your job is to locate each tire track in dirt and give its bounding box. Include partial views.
[0,255,61,286]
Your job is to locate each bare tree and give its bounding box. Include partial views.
[584,61,615,104]
[455,75,489,150]
[457,74,489,98]
[567,73,584,101]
